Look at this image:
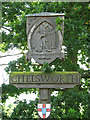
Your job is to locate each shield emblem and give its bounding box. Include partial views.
[37,103,51,119]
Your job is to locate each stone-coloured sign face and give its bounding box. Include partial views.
[10,72,80,88]
[26,12,64,64]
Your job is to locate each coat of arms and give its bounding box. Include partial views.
[37,103,51,119]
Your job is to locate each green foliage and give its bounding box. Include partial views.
[42,62,53,73]
[2,99,38,119]
[5,55,42,73]
[10,99,38,119]
[51,58,79,71]
[56,17,64,32]
[62,108,80,119]
[1,2,89,119]
[5,55,31,73]
[51,85,89,119]
[1,84,36,103]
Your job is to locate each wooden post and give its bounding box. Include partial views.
[38,88,51,119]
[39,88,51,103]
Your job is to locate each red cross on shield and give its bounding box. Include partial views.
[38,103,51,119]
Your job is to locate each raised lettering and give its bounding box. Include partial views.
[10,73,80,86]
[66,74,72,83]
[72,75,78,83]
[41,75,50,82]
[18,75,24,83]
[77,75,80,83]
[12,76,17,82]
[36,75,41,82]
[27,75,33,82]
[22,75,24,82]
[52,76,58,82]
[58,75,63,83]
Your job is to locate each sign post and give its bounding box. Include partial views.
[26,13,65,118]
[9,12,80,119]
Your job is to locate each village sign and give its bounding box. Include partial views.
[9,12,80,119]
[26,12,64,64]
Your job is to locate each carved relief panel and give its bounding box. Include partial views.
[26,12,64,64]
